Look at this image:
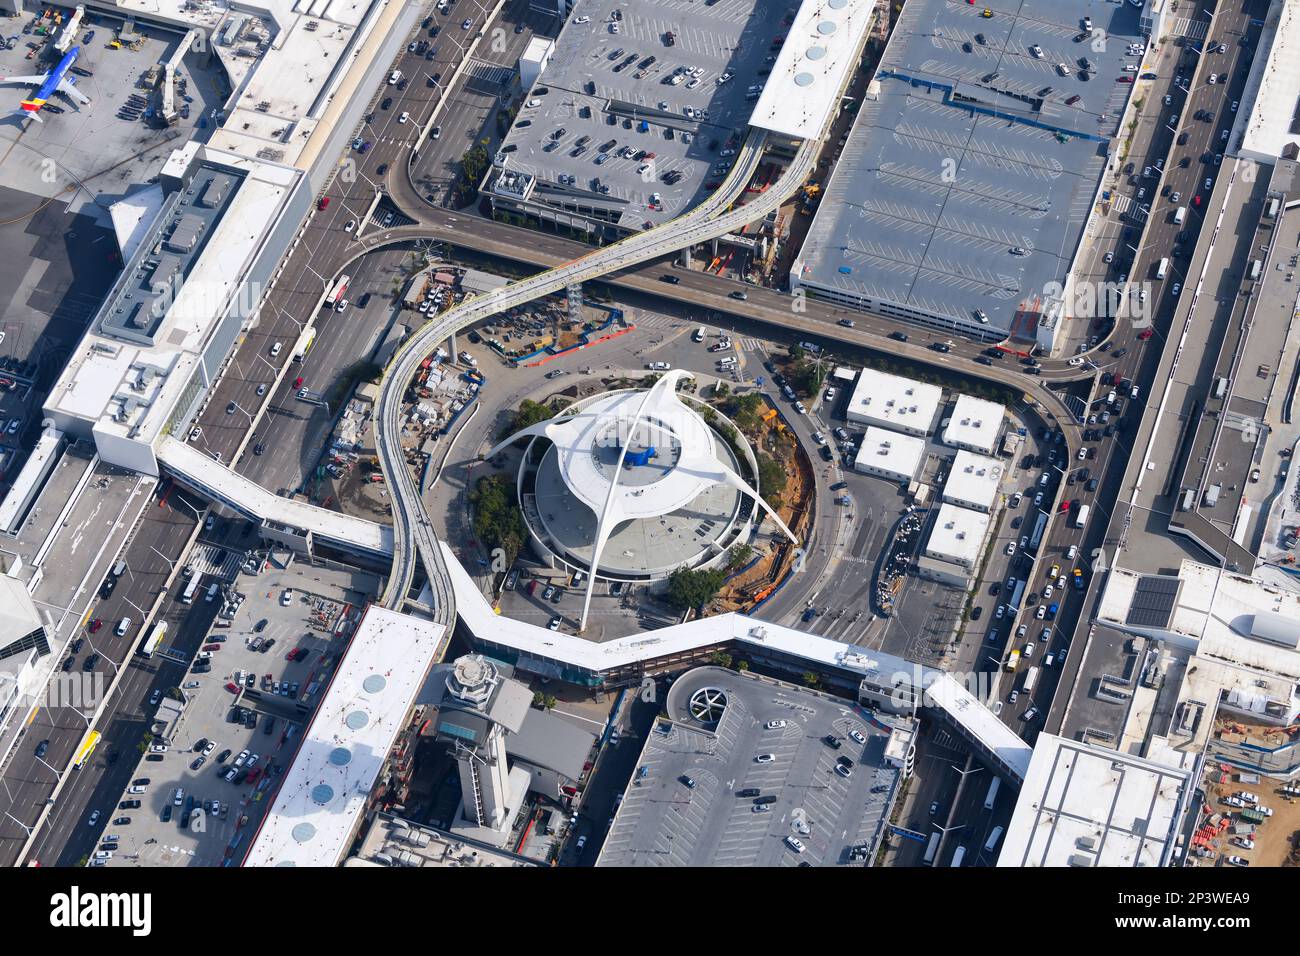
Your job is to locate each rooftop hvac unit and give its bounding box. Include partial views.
[373,852,394,866]
[909,405,917,413]
[973,420,982,427]
[956,531,966,539]
[905,388,914,395]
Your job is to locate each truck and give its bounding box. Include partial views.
[292,326,317,362]
[1238,807,1267,825]
[180,576,201,605]
[325,275,349,309]
[1073,504,1090,529]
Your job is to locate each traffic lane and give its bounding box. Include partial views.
[0,490,201,854]
[27,587,220,866]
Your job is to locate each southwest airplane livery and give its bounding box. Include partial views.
[0,46,90,122]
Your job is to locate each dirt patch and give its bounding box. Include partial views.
[1199,765,1300,867]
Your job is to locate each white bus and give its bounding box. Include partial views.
[950,845,967,867]
[1155,257,1169,280]
[984,776,1001,811]
[140,621,168,658]
[1023,665,1041,695]
[923,832,941,865]
[181,576,201,604]
[984,826,1005,853]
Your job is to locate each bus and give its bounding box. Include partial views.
[1073,504,1091,529]
[181,576,200,604]
[325,275,350,309]
[292,326,317,362]
[923,832,941,865]
[140,621,168,658]
[1023,665,1041,695]
[72,730,102,769]
[984,826,1004,853]
[950,845,967,867]
[984,776,1001,811]
[1029,511,1049,550]
[1006,649,1021,672]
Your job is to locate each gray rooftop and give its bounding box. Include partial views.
[597,666,897,866]
[99,162,246,346]
[796,0,1145,333]
[491,0,801,230]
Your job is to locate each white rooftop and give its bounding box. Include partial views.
[845,368,942,434]
[242,605,445,868]
[1237,1,1300,162]
[44,147,298,464]
[942,394,1005,453]
[943,450,1004,512]
[997,734,1190,868]
[853,426,925,481]
[116,0,390,170]
[925,503,989,567]
[749,0,879,141]
[1098,560,1300,687]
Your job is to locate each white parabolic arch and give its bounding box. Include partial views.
[487,370,798,629]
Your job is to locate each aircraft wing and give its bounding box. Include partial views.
[56,77,89,105]
[0,74,48,87]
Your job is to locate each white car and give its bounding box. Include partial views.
[785,836,805,853]
[344,219,356,233]
[573,15,590,23]
[189,426,202,442]
[398,111,409,124]
[849,729,867,745]
[765,720,787,729]
[270,342,282,357]
[824,387,837,402]
[280,589,293,607]
[461,18,473,29]
[754,753,775,764]
[1029,45,1043,58]
[646,361,671,371]
[1023,643,1035,658]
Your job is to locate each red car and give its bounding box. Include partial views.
[317,197,330,210]
[88,619,102,633]
[1118,76,1133,84]
[225,682,240,694]
[246,767,263,784]
[1059,500,1071,513]
[1137,329,1154,340]
[1192,195,1202,207]
[203,643,222,652]
[293,376,304,389]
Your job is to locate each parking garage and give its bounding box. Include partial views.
[793,0,1148,341]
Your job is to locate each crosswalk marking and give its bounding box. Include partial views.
[188,544,242,582]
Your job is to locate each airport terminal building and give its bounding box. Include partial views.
[41,143,309,477]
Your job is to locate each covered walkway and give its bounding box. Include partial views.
[156,437,392,560]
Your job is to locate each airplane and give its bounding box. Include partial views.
[0,46,90,123]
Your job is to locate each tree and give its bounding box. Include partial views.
[499,399,560,441]
[736,660,750,672]
[665,566,727,610]
[726,543,753,571]
[470,475,526,566]
[801,671,821,689]
[756,453,786,496]
[708,650,733,669]
[532,691,557,710]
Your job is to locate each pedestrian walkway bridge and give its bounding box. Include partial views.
[156,437,392,561]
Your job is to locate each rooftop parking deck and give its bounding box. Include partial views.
[795,0,1146,336]
[489,0,800,230]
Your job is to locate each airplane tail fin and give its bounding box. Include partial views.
[14,107,42,123]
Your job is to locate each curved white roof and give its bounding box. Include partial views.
[749,0,879,140]
[522,386,719,522]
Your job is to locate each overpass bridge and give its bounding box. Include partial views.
[157,437,393,563]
